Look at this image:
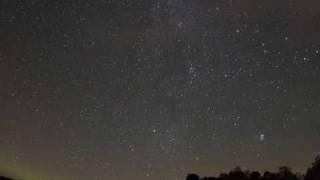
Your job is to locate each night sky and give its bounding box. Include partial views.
[1,0,320,180]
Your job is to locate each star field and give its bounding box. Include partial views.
[0,0,320,180]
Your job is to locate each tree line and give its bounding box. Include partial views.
[0,156,319,180]
[187,156,320,180]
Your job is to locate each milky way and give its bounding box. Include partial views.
[0,0,320,180]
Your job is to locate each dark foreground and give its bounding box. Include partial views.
[186,156,320,180]
[1,156,319,180]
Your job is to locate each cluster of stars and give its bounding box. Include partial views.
[0,1,319,180]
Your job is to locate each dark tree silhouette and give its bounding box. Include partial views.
[185,157,320,180]
[187,173,200,180]
[218,173,229,180]
[277,166,298,180]
[185,166,304,180]
[304,155,320,180]
[250,171,261,180]
[202,177,218,180]
[228,166,247,180]
[0,176,13,180]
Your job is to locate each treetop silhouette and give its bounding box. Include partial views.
[186,155,320,180]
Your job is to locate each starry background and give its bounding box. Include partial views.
[1,0,320,180]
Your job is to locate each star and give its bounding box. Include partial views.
[259,134,265,142]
